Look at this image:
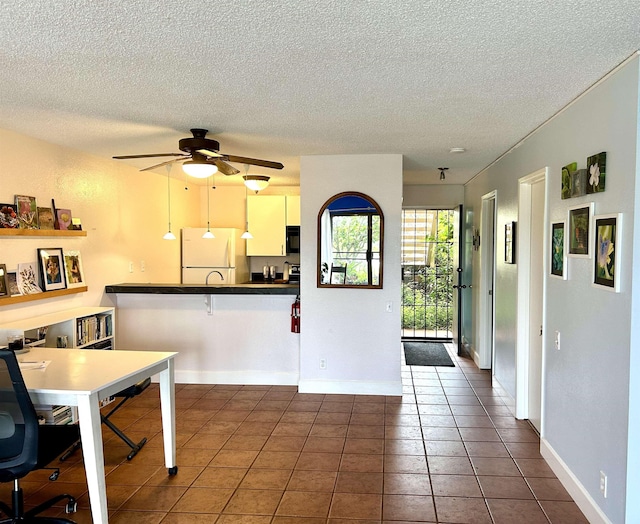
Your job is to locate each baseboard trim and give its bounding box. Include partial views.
[540,438,612,524]
[298,379,403,396]
[168,370,299,386]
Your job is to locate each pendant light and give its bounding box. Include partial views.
[243,175,270,193]
[439,167,449,181]
[202,175,215,239]
[163,165,176,240]
[241,164,253,239]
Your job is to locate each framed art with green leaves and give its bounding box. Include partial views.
[593,213,621,292]
[550,222,567,279]
[568,203,594,258]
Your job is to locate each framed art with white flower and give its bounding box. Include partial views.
[568,202,594,258]
[593,213,621,292]
[586,151,606,194]
[550,222,567,280]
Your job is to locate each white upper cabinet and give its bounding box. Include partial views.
[246,195,287,256]
[286,195,301,226]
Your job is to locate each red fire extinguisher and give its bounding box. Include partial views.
[291,296,300,333]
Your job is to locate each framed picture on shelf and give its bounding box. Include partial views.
[568,203,594,257]
[505,222,516,264]
[550,222,567,279]
[14,195,38,229]
[55,208,72,230]
[37,206,55,230]
[7,270,21,296]
[37,248,67,292]
[17,262,42,295]
[0,203,19,229]
[63,250,85,288]
[0,264,8,297]
[593,213,621,292]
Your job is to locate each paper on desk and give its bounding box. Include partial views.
[18,360,51,371]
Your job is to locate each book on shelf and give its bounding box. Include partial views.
[76,313,113,346]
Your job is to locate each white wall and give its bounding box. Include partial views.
[465,57,639,524]
[0,128,199,324]
[299,154,403,395]
[402,184,464,209]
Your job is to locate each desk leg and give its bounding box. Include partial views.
[158,358,177,473]
[77,393,108,524]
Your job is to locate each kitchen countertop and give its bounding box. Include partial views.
[105,283,300,295]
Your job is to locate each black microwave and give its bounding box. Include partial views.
[286,226,300,254]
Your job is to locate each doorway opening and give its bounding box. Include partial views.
[401,209,454,340]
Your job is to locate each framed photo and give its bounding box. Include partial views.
[37,248,67,292]
[505,222,516,264]
[561,162,576,200]
[568,203,594,257]
[37,206,55,230]
[63,251,85,288]
[570,169,587,198]
[587,151,606,194]
[593,213,621,292]
[0,203,19,229]
[14,195,38,229]
[550,222,567,279]
[7,271,21,296]
[17,262,42,294]
[0,264,8,297]
[55,209,72,230]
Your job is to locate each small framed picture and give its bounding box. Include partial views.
[37,248,67,292]
[15,195,38,229]
[17,262,42,294]
[593,214,621,292]
[0,264,9,297]
[570,169,587,198]
[0,203,19,229]
[505,222,516,264]
[568,203,594,257]
[63,251,85,288]
[55,209,72,230]
[587,151,606,194]
[550,222,567,279]
[7,270,21,296]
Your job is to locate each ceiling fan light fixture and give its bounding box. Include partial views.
[243,175,270,193]
[182,160,218,178]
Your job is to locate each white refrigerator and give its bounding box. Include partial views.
[181,228,249,284]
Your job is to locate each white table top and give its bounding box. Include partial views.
[19,347,176,399]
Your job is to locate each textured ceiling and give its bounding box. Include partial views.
[0,1,639,186]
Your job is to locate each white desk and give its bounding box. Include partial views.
[20,347,177,524]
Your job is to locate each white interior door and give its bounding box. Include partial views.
[479,192,496,370]
[527,178,545,432]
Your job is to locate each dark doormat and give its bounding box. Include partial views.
[403,341,455,367]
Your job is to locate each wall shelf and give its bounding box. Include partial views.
[0,229,86,237]
[0,286,88,306]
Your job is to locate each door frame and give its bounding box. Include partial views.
[478,191,497,370]
[515,167,548,423]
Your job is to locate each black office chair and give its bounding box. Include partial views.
[0,349,79,523]
[61,377,151,462]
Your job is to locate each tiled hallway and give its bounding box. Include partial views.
[3,346,589,523]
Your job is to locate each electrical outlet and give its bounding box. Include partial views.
[554,331,561,350]
[600,471,608,498]
[319,358,327,370]
[386,301,393,313]
[140,260,146,272]
[128,261,134,273]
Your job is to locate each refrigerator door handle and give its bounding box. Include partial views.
[227,238,231,268]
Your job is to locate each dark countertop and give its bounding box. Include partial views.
[105,283,300,295]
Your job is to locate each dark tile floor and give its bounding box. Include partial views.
[1,345,589,523]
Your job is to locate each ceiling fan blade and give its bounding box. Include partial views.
[214,160,241,176]
[140,157,189,172]
[225,155,284,170]
[196,148,224,158]
[113,153,188,159]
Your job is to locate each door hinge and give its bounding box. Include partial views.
[540,326,543,336]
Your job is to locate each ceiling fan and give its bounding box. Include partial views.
[113,128,284,178]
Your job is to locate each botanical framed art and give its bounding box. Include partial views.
[7,271,21,296]
[14,195,38,229]
[63,250,85,288]
[0,264,8,297]
[567,202,594,257]
[587,151,606,194]
[37,248,67,292]
[550,222,567,279]
[593,213,621,292]
[505,222,516,264]
[561,162,576,200]
[17,262,41,294]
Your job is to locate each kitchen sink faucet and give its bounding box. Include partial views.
[205,270,224,284]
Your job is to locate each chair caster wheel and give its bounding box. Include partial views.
[168,466,178,476]
[65,501,78,514]
[49,471,59,481]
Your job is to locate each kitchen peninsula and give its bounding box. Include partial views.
[106,282,300,386]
